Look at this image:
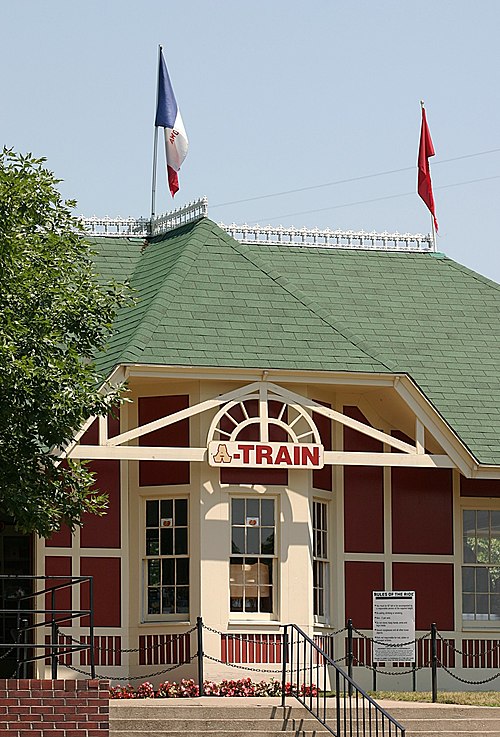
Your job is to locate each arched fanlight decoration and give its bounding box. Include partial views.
[206,385,321,446]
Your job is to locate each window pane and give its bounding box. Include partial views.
[176,558,189,585]
[175,527,188,555]
[462,566,474,592]
[146,529,159,555]
[463,535,476,563]
[148,588,160,614]
[463,510,475,534]
[232,499,245,525]
[148,559,160,586]
[245,596,258,612]
[230,590,243,611]
[176,587,189,614]
[160,527,173,555]
[260,588,272,612]
[491,592,500,619]
[477,510,489,537]
[477,594,489,615]
[261,528,274,554]
[476,538,489,563]
[476,567,489,593]
[162,587,175,614]
[175,499,188,526]
[160,499,173,521]
[246,498,259,519]
[146,500,159,528]
[491,511,500,537]
[463,593,474,617]
[162,558,175,585]
[246,527,259,555]
[261,499,274,526]
[232,527,245,554]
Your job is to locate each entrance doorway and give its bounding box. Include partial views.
[0,514,33,677]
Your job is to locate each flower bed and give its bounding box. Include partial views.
[110,678,317,699]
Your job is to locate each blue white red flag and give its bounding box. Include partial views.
[155,50,188,197]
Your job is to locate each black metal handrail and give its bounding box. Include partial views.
[0,574,95,678]
[282,623,406,737]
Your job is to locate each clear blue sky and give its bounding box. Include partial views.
[3,1,500,281]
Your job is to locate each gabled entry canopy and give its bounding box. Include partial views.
[68,379,454,470]
[85,217,500,471]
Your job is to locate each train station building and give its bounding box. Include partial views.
[16,199,500,686]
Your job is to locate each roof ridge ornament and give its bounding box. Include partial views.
[80,196,434,251]
[219,222,434,252]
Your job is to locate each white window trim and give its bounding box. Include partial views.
[141,493,190,623]
[229,494,279,622]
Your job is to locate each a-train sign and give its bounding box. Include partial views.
[208,441,324,469]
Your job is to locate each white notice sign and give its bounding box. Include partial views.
[372,591,415,663]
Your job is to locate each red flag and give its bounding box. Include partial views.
[418,106,438,231]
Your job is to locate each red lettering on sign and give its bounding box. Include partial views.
[256,445,273,464]
[274,446,292,465]
[293,445,301,465]
[302,446,320,466]
[238,444,254,464]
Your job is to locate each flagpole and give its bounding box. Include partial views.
[150,44,162,232]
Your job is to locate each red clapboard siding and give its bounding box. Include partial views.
[220,633,282,663]
[80,557,121,627]
[392,562,454,631]
[460,477,500,497]
[343,407,384,553]
[45,524,72,547]
[139,633,191,665]
[221,400,288,485]
[312,402,332,491]
[392,467,453,555]
[345,561,384,629]
[80,458,121,548]
[139,395,190,486]
[44,556,72,621]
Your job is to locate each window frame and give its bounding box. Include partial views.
[229,495,278,621]
[461,504,500,626]
[313,499,330,623]
[142,495,190,623]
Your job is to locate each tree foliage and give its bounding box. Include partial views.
[0,149,128,536]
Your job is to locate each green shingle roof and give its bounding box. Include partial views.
[90,218,500,467]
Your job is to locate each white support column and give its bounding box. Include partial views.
[98,415,108,445]
[415,418,425,455]
[259,383,269,442]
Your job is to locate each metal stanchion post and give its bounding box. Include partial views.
[347,619,353,696]
[281,626,288,708]
[431,623,438,703]
[196,617,204,696]
[51,589,58,679]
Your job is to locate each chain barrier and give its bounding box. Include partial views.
[65,653,197,681]
[353,657,432,677]
[0,647,15,661]
[438,660,500,686]
[204,653,283,674]
[58,626,196,654]
[437,632,500,659]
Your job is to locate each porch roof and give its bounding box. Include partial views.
[88,218,500,466]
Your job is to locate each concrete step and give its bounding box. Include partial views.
[110,699,500,737]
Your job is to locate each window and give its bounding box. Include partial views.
[230,498,275,614]
[144,498,189,618]
[462,509,500,621]
[313,501,329,618]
